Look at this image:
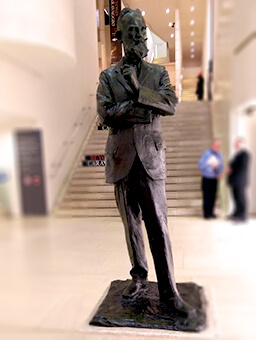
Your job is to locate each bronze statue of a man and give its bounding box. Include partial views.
[97,8,194,317]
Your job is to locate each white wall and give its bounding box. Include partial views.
[175,9,182,99]
[151,31,167,59]
[232,37,256,108]
[182,67,202,79]
[0,0,99,215]
[0,0,76,73]
[145,27,154,63]
[203,0,214,100]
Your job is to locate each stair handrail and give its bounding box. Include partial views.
[50,93,96,179]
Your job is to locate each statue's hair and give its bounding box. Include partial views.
[117,8,142,32]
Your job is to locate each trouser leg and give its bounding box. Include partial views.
[233,186,246,219]
[202,177,211,217]
[232,186,239,217]
[202,177,217,217]
[210,178,217,216]
[114,165,148,280]
[135,161,179,299]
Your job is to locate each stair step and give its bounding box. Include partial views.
[76,163,201,171]
[85,141,210,149]
[60,198,202,210]
[72,169,201,179]
[70,176,201,186]
[166,158,199,164]
[64,190,202,201]
[57,207,202,217]
[79,157,201,164]
[82,150,203,158]
[57,208,119,217]
[67,183,200,193]
[163,136,211,141]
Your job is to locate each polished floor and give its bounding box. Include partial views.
[0,215,256,340]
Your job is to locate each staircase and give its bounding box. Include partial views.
[182,78,197,101]
[56,101,212,217]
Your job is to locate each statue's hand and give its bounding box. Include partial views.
[122,65,140,95]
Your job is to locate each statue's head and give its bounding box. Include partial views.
[116,8,148,62]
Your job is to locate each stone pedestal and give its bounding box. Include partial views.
[90,280,207,332]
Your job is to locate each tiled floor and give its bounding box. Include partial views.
[0,216,256,339]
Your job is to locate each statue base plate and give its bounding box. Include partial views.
[89,280,207,332]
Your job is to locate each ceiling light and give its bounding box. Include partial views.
[191,54,195,58]
[168,22,173,27]
[190,6,195,11]
[190,19,195,25]
[142,11,146,16]
[166,8,170,14]
[191,48,195,52]
[170,33,174,38]
[190,41,195,46]
[190,31,195,36]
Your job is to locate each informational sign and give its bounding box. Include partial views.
[109,0,122,64]
[82,155,105,167]
[16,130,47,215]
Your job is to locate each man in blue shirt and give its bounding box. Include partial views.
[198,139,224,219]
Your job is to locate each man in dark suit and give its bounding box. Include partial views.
[97,8,194,317]
[195,73,204,100]
[227,137,250,222]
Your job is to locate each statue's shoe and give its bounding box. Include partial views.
[161,295,197,319]
[122,279,148,299]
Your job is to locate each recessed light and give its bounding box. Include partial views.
[142,11,146,16]
[190,31,195,36]
[190,41,195,46]
[168,22,173,27]
[166,8,170,14]
[190,19,195,25]
[170,33,174,38]
[191,48,195,52]
[190,6,195,11]
[191,54,195,58]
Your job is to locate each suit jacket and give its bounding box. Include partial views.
[97,58,177,184]
[228,150,250,188]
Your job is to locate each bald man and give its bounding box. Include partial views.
[227,137,250,222]
[198,140,224,219]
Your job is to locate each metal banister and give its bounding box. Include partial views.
[50,94,96,179]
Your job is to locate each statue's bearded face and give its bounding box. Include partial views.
[120,13,148,62]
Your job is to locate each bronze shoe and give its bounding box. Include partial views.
[122,279,148,299]
[161,294,196,318]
